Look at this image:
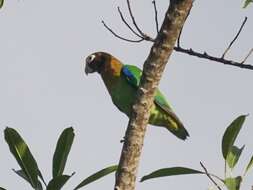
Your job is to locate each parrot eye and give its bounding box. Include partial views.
[86,54,96,64]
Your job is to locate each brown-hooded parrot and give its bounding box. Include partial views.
[84,52,189,140]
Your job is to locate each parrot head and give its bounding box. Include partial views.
[85,52,111,75]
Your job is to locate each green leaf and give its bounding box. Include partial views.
[0,187,7,190]
[0,0,4,9]
[244,155,253,174]
[13,169,30,183]
[4,127,43,189]
[13,169,44,189]
[53,127,74,178]
[243,0,253,8]
[226,145,245,169]
[38,170,47,187]
[74,165,118,190]
[224,176,242,190]
[222,115,246,160]
[47,175,72,190]
[141,167,203,182]
[35,182,43,190]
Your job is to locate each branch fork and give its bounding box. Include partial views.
[102,1,253,70]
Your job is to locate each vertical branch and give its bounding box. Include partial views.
[222,17,248,58]
[114,0,193,190]
[152,0,159,34]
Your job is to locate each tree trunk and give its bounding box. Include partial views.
[114,0,193,190]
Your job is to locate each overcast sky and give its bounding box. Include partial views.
[0,0,253,190]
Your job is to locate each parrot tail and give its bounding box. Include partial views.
[149,104,189,140]
[164,113,189,140]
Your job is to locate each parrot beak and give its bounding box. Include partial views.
[85,64,93,75]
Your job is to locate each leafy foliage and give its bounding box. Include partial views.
[141,167,203,182]
[4,127,43,189]
[13,169,33,184]
[141,115,253,190]
[74,165,118,190]
[1,116,252,190]
[244,155,253,175]
[243,0,253,8]
[221,115,246,160]
[52,127,74,178]
[1,116,253,190]
[0,0,3,9]
[46,175,72,190]
[3,127,117,190]
[224,176,242,190]
[226,145,245,169]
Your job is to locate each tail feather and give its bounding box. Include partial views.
[165,114,189,140]
[151,102,190,140]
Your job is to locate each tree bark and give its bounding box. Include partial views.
[114,0,193,190]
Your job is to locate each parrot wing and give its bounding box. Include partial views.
[122,64,188,139]
[121,65,141,87]
[122,65,173,111]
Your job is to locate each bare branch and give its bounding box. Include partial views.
[102,1,253,71]
[117,7,143,38]
[101,20,144,43]
[126,0,154,41]
[222,17,248,58]
[152,0,159,34]
[126,0,145,37]
[241,48,253,64]
[174,46,253,70]
[200,162,222,190]
[102,0,155,42]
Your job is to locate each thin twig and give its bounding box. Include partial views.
[101,20,144,43]
[125,0,154,41]
[117,6,143,38]
[126,0,146,37]
[152,0,159,34]
[102,18,154,42]
[241,48,253,64]
[102,20,253,70]
[177,26,183,48]
[222,17,248,58]
[102,2,253,71]
[200,162,222,190]
[174,46,253,70]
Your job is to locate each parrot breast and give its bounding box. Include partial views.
[100,57,136,116]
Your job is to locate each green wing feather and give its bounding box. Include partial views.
[122,65,172,111]
[122,65,141,87]
[122,64,189,140]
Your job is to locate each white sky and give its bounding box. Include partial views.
[0,0,253,190]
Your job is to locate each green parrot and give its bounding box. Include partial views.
[85,52,189,140]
